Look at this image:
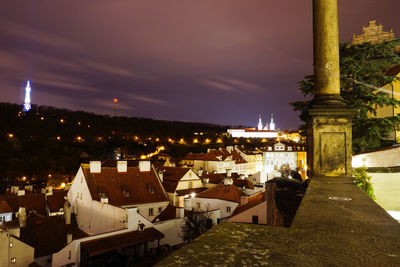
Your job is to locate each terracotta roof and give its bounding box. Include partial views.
[202,172,239,184]
[82,165,169,207]
[182,153,205,161]
[47,191,67,213]
[81,227,164,257]
[152,205,179,223]
[6,194,47,216]
[19,214,88,258]
[231,150,247,164]
[175,187,207,196]
[161,167,191,182]
[195,184,241,203]
[162,181,179,194]
[232,192,266,216]
[386,65,400,76]
[233,179,254,189]
[0,200,13,213]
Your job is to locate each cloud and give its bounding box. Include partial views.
[216,77,265,93]
[127,94,170,105]
[21,50,84,72]
[1,20,80,51]
[201,79,238,93]
[83,60,138,78]
[201,77,265,93]
[33,79,99,93]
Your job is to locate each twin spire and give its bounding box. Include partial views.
[257,114,276,131]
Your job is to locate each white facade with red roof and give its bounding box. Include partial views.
[67,160,169,235]
[192,147,248,175]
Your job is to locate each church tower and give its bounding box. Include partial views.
[257,114,263,130]
[269,114,275,131]
[23,81,31,112]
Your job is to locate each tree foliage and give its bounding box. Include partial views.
[292,40,400,153]
[354,166,375,200]
[182,210,211,243]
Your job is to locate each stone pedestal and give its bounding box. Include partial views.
[307,106,354,177]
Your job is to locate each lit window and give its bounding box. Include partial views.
[11,257,16,264]
[149,208,153,216]
[226,206,231,213]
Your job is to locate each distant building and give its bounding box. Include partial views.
[352,20,395,45]
[159,166,205,207]
[227,114,279,138]
[262,142,307,182]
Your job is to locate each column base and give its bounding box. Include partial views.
[307,105,354,178]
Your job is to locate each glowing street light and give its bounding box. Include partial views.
[8,133,14,138]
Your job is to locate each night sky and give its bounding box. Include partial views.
[1,1,399,129]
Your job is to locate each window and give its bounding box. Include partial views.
[80,176,83,183]
[196,203,201,210]
[226,206,231,213]
[68,250,71,259]
[158,207,162,213]
[188,182,193,189]
[76,192,79,198]
[0,216,3,222]
[252,216,259,224]
[11,258,16,264]
[149,208,153,216]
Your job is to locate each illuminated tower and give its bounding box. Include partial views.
[269,113,276,131]
[23,81,31,112]
[257,114,263,130]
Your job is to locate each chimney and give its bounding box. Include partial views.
[226,146,233,153]
[64,199,72,224]
[117,161,128,173]
[90,161,101,173]
[176,207,184,218]
[67,232,73,244]
[18,207,26,228]
[100,192,108,204]
[158,170,164,182]
[139,161,151,172]
[197,169,203,177]
[226,169,232,177]
[203,178,209,184]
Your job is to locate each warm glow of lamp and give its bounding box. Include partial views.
[216,138,223,143]
[113,98,118,103]
[22,176,27,181]
[8,133,14,138]
[60,119,64,123]
[60,183,66,189]
[57,136,61,141]
[193,138,199,143]
[205,139,210,143]
[191,193,196,198]
[140,155,147,159]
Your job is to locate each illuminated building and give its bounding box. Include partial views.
[22,81,32,112]
[227,114,279,138]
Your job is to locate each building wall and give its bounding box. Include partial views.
[352,147,400,168]
[0,232,34,267]
[227,201,267,224]
[153,218,184,246]
[67,167,127,235]
[190,198,239,218]
[175,170,204,191]
[133,202,169,222]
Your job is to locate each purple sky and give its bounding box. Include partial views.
[1,1,399,129]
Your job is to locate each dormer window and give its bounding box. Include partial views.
[123,190,130,197]
[288,147,292,151]
[150,188,156,194]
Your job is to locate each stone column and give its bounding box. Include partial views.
[307,0,354,177]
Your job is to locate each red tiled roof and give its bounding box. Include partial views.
[195,184,241,203]
[47,191,67,213]
[82,165,169,207]
[6,194,47,216]
[202,172,239,184]
[152,205,179,223]
[386,65,400,76]
[162,181,179,194]
[161,167,191,182]
[175,187,207,196]
[19,214,88,258]
[81,227,164,257]
[182,153,205,161]
[232,192,266,216]
[233,179,254,189]
[0,200,13,213]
